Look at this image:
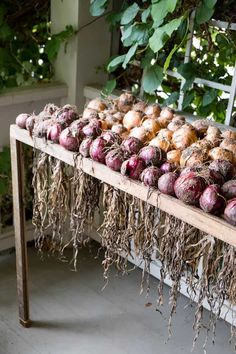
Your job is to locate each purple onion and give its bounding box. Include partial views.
[140,166,162,187]
[79,137,93,157]
[209,159,235,181]
[160,162,175,174]
[59,128,80,151]
[222,180,236,199]
[158,172,178,196]
[121,156,145,180]
[101,131,122,145]
[16,113,30,129]
[82,122,102,138]
[200,184,225,215]
[121,137,143,156]
[138,146,163,167]
[89,137,108,163]
[105,148,125,171]
[224,198,236,225]
[56,108,78,125]
[47,123,63,143]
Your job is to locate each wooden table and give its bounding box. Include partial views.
[10,124,236,327]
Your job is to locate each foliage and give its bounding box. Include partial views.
[0,0,75,90]
[90,0,236,123]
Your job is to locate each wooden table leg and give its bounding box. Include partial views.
[10,136,31,328]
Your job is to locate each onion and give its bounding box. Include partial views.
[140,166,162,187]
[180,146,208,167]
[205,126,221,147]
[87,99,107,112]
[174,172,206,205]
[43,103,59,116]
[158,107,174,128]
[160,162,174,174]
[26,115,36,133]
[199,184,225,214]
[180,166,199,176]
[82,108,99,120]
[129,126,148,143]
[158,172,178,196]
[123,110,142,130]
[144,104,161,119]
[79,137,93,157]
[224,198,236,225]
[70,119,88,138]
[222,180,236,199]
[105,148,125,171]
[167,119,184,132]
[121,137,143,155]
[172,115,186,123]
[105,114,119,128]
[82,121,102,138]
[209,147,234,164]
[56,109,77,126]
[16,113,30,129]
[199,168,225,186]
[220,138,236,164]
[99,119,108,130]
[157,128,173,141]
[33,119,53,138]
[222,130,236,140]
[59,128,80,151]
[133,101,147,113]
[138,146,163,166]
[111,124,128,137]
[89,137,108,163]
[121,155,145,180]
[142,117,161,135]
[149,137,172,152]
[167,150,181,165]
[209,159,234,181]
[172,125,198,150]
[101,130,122,145]
[192,119,210,137]
[47,123,63,143]
[191,139,212,151]
[117,92,135,113]
[113,111,124,123]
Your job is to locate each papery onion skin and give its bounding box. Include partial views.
[79,137,93,157]
[59,128,80,151]
[174,172,206,205]
[82,122,102,138]
[144,104,161,118]
[209,147,234,164]
[117,92,135,113]
[123,110,142,130]
[199,184,225,214]
[224,198,236,225]
[82,108,99,120]
[160,162,174,174]
[140,166,162,187]
[101,130,122,145]
[16,113,30,129]
[47,123,63,143]
[105,148,125,172]
[121,156,145,180]
[138,146,163,167]
[222,180,236,199]
[209,159,234,181]
[158,172,178,196]
[87,99,107,112]
[89,137,108,164]
[121,137,143,155]
[129,126,147,143]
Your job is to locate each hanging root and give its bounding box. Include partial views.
[67,158,101,270]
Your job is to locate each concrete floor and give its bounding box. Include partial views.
[0,242,234,354]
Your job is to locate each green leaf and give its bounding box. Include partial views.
[142,65,163,94]
[151,0,178,28]
[205,0,217,7]
[140,48,155,69]
[107,54,125,72]
[182,91,194,109]
[90,0,108,16]
[123,24,150,47]
[164,91,179,106]
[196,0,216,24]
[163,44,178,72]
[182,77,194,92]
[122,43,138,69]
[121,3,139,25]
[178,62,196,80]
[141,8,151,23]
[101,79,116,97]
[149,17,183,53]
[202,89,218,106]
[45,37,61,62]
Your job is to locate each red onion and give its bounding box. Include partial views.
[158,172,178,196]
[121,156,145,180]
[121,137,143,156]
[82,123,102,138]
[56,108,78,125]
[199,184,225,214]
[47,123,63,143]
[26,115,36,134]
[16,113,30,129]
[138,146,163,167]
[199,168,225,186]
[59,128,80,151]
[140,166,162,187]
[174,172,206,205]
[89,137,108,163]
[222,180,236,199]
[160,162,174,174]
[105,148,125,171]
[224,199,236,225]
[180,166,199,176]
[101,131,122,145]
[209,159,234,181]
[79,137,93,157]
[43,103,59,116]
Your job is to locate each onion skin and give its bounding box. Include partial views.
[16,113,30,129]
[133,101,147,113]
[144,104,161,118]
[138,146,163,166]
[129,126,148,143]
[224,198,236,225]
[209,159,234,181]
[123,110,142,130]
[79,137,93,157]
[105,148,125,172]
[172,125,198,150]
[199,184,225,214]
[47,123,63,143]
[82,122,102,138]
[89,137,108,164]
[140,166,162,187]
[101,130,122,145]
[174,172,206,205]
[117,92,135,113]
[142,117,160,135]
[82,108,99,120]
[158,172,178,196]
[222,180,236,199]
[167,150,181,165]
[121,137,143,155]
[121,156,145,180]
[160,162,174,174]
[87,99,107,112]
[222,130,236,140]
[26,115,36,134]
[192,119,210,137]
[59,128,80,151]
[209,147,234,164]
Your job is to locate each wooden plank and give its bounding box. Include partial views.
[10,134,31,328]
[10,124,236,247]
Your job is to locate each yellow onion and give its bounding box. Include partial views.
[82,108,99,120]
[172,115,186,123]
[117,92,135,113]
[222,130,236,140]
[192,119,210,137]
[167,119,184,132]
[149,137,172,152]
[205,126,221,147]
[133,101,147,113]
[142,117,161,135]
[209,147,234,164]
[157,128,173,141]
[129,126,148,143]
[123,110,142,130]
[172,125,198,150]
[87,99,107,112]
[220,138,236,164]
[144,104,161,119]
[167,149,181,165]
[180,146,208,167]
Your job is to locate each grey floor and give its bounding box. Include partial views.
[0,242,235,354]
